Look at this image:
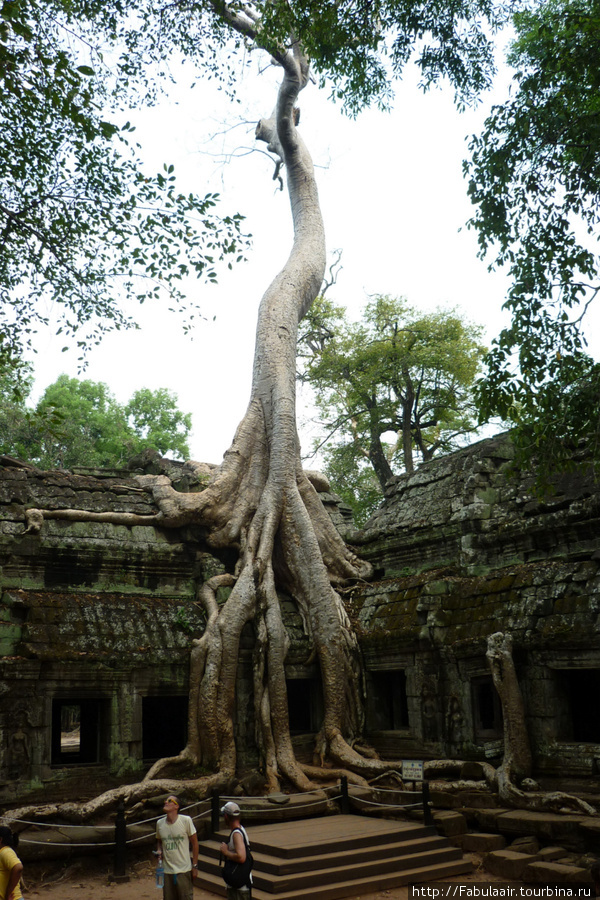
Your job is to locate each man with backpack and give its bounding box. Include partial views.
[219,801,253,899]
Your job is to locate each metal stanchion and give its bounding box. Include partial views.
[110,800,130,883]
[211,790,221,835]
[339,775,350,815]
[421,780,434,827]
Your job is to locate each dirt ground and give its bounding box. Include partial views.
[23,851,503,900]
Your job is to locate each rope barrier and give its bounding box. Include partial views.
[350,796,422,810]
[20,838,113,847]
[3,817,114,829]
[219,784,339,802]
[126,832,155,846]
[218,795,339,814]
[368,784,418,795]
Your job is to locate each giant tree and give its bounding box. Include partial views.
[465,0,600,479]
[14,0,514,816]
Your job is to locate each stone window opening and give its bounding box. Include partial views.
[367,669,409,731]
[558,669,600,743]
[471,675,503,741]
[142,695,188,760]
[51,698,106,765]
[285,678,323,734]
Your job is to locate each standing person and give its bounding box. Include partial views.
[219,801,252,900]
[155,795,199,900]
[0,826,23,900]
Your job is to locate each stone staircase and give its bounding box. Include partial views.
[194,814,472,900]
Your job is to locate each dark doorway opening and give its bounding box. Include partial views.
[471,676,503,740]
[51,698,104,765]
[285,679,322,734]
[561,670,600,742]
[142,695,188,760]
[367,670,409,730]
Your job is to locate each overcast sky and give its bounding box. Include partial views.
[29,52,519,465]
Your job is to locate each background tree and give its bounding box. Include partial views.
[11,0,515,817]
[0,374,192,467]
[465,0,600,479]
[0,363,53,463]
[126,388,192,460]
[0,0,248,370]
[300,295,486,524]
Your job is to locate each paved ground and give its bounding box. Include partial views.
[24,851,502,899]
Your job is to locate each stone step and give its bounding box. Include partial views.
[200,832,451,874]
[195,814,472,900]
[195,857,473,900]
[199,843,464,891]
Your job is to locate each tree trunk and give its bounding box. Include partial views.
[140,47,394,790]
[486,632,531,783]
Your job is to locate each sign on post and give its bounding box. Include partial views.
[402,759,424,781]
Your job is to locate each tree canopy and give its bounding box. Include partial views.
[300,295,485,524]
[0,0,249,370]
[465,0,600,477]
[0,372,192,468]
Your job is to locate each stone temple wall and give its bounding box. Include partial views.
[0,459,215,801]
[0,455,342,802]
[1,433,600,803]
[351,434,600,778]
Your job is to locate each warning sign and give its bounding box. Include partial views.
[402,760,424,781]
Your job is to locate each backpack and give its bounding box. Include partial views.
[222,828,253,889]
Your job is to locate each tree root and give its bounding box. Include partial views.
[299,764,370,787]
[3,772,232,828]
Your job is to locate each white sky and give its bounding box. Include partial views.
[29,53,518,464]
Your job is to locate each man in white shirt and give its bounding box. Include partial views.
[156,795,199,900]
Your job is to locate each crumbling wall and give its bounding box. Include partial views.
[351,434,600,777]
[0,459,221,800]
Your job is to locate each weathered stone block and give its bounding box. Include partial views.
[536,847,569,861]
[433,810,468,836]
[510,836,540,855]
[462,832,506,852]
[495,811,585,848]
[456,791,500,809]
[484,850,539,879]
[522,861,590,884]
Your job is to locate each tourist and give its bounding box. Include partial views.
[155,795,199,900]
[0,826,23,900]
[219,800,253,900]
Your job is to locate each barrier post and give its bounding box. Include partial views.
[339,776,350,815]
[211,790,221,835]
[421,780,434,827]
[110,800,129,883]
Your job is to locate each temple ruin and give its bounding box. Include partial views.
[1,433,599,803]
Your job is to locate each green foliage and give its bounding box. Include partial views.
[0,373,192,468]
[299,295,485,525]
[126,388,192,460]
[465,0,600,477]
[258,0,515,114]
[0,0,512,369]
[0,0,249,368]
